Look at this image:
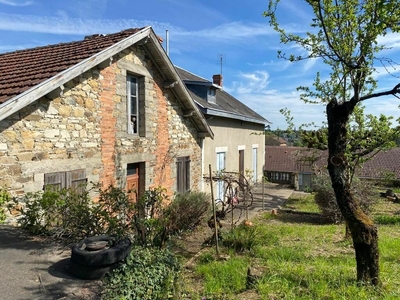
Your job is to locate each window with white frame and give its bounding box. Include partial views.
[127,75,139,135]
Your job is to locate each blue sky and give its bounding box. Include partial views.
[1,0,400,129]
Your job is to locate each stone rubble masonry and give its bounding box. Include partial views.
[0,44,202,214]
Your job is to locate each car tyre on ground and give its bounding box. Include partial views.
[71,235,132,266]
[69,235,132,280]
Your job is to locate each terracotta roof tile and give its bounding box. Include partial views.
[265,146,400,180]
[264,146,326,173]
[0,28,145,104]
[358,148,400,179]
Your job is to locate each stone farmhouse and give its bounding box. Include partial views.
[175,67,269,200]
[0,27,213,199]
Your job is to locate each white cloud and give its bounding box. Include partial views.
[178,22,276,41]
[235,87,327,129]
[378,32,400,51]
[0,0,32,6]
[225,71,270,95]
[302,56,319,71]
[0,12,277,47]
[280,0,314,24]
[223,68,327,129]
[373,64,400,79]
[0,12,178,35]
[0,44,27,51]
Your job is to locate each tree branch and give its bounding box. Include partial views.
[316,0,359,70]
[359,83,400,102]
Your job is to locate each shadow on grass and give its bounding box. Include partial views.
[275,210,332,225]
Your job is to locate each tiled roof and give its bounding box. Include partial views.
[0,28,144,104]
[176,66,210,83]
[359,148,400,179]
[265,146,400,180]
[175,66,269,125]
[264,146,326,173]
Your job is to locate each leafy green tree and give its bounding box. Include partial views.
[264,0,400,285]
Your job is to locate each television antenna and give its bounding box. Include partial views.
[217,54,226,75]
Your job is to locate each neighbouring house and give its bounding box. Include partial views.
[265,133,288,146]
[357,147,400,183]
[175,67,270,200]
[265,146,400,190]
[0,27,213,204]
[264,146,326,190]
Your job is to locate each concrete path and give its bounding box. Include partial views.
[219,182,294,226]
[0,183,293,300]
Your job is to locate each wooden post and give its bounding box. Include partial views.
[262,176,265,211]
[209,164,219,254]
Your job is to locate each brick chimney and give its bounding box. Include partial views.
[212,74,223,87]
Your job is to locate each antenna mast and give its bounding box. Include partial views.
[217,54,226,75]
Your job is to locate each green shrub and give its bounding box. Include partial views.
[12,184,137,241]
[222,224,259,253]
[164,191,210,234]
[313,174,377,223]
[14,189,66,235]
[133,189,211,248]
[12,183,210,247]
[103,246,180,300]
[13,187,103,239]
[132,187,168,247]
[0,188,10,224]
[94,184,136,238]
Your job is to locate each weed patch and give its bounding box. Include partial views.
[196,257,249,297]
[102,247,180,300]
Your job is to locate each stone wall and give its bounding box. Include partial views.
[0,70,103,195]
[0,44,203,203]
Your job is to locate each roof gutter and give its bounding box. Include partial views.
[198,104,271,125]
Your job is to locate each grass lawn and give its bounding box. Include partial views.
[178,192,400,299]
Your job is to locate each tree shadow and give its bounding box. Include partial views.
[275,210,331,225]
[0,225,51,251]
[0,225,101,299]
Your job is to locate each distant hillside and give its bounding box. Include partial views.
[265,130,304,147]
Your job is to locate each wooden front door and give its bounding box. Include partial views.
[126,163,139,201]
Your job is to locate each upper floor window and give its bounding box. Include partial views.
[207,87,216,103]
[208,88,216,96]
[127,75,139,134]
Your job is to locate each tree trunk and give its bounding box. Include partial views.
[326,99,380,286]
